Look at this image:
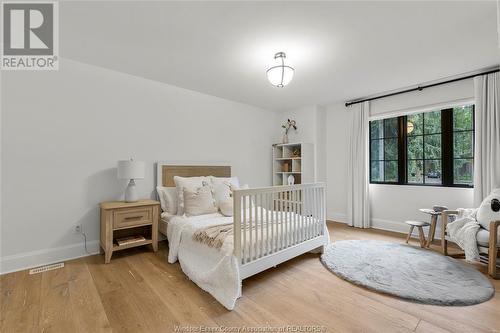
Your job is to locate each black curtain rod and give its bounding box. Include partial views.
[345,67,500,107]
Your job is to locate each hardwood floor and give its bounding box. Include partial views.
[1,222,499,333]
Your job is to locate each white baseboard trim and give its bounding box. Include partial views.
[371,218,443,240]
[371,218,409,234]
[326,212,442,240]
[0,240,100,275]
[327,211,347,223]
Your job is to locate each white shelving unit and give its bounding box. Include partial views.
[272,142,314,186]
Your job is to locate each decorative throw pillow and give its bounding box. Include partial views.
[210,176,240,206]
[476,188,500,232]
[173,176,210,215]
[183,184,217,217]
[156,186,178,215]
[219,199,233,217]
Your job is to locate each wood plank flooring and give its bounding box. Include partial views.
[1,222,499,332]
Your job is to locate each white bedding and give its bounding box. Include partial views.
[167,212,240,309]
[159,212,176,236]
[166,208,327,310]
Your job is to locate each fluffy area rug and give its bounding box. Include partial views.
[321,240,494,306]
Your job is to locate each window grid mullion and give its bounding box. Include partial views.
[383,119,386,182]
[422,113,426,184]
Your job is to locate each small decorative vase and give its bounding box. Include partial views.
[282,133,289,144]
[287,174,295,185]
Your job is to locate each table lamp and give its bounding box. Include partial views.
[117,159,145,202]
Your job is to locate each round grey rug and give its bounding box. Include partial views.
[321,240,494,306]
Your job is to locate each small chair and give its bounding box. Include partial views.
[405,220,430,248]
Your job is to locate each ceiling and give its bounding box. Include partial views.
[60,1,500,111]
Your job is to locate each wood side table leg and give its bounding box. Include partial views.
[427,215,437,248]
[152,205,159,252]
[418,227,426,248]
[441,226,448,256]
[105,250,112,264]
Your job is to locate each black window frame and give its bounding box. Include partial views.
[451,105,475,186]
[369,105,474,188]
[369,118,400,184]
[406,111,443,186]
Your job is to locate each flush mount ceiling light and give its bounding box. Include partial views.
[266,52,294,88]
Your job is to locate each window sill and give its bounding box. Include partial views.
[369,182,473,189]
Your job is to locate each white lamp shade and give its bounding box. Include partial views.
[117,160,145,179]
[267,65,294,87]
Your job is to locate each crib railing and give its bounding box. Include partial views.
[233,183,326,278]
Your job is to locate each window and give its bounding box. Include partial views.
[453,105,474,185]
[370,118,399,183]
[406,111,442,185]
[369,104,474,187]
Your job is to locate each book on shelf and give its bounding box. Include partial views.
[116,235,146,246]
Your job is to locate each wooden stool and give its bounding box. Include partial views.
[405,220,430,248]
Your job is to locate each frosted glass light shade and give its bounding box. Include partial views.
[266,52,294,88]
[117,160,145,179]
[267,66,294,87]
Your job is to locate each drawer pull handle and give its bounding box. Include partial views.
[124,216,142,220]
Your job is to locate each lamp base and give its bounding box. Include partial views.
[125,179,139,202]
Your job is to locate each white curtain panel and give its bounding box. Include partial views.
[347,101,370,228]
[473,72,500,206]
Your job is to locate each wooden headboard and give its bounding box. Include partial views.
[156,162,231,187]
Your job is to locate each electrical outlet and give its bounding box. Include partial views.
[74,224,82,234]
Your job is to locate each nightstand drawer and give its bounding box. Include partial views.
[113,207,152,229]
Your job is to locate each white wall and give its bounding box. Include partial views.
[276,105,326,182]
[326,79,475,233]
[325,102,351,222]
[276,106,317,144]
[1,58,275,273]
[370,79,474,118]
[315,106,327,182]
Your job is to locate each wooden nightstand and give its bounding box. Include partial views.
[100,199,160,263]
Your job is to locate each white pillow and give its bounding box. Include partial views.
[476,188,500,231]
[173,176,210,215]
[219,199,233,217]
[183,184,217,217]
[210,176,240,206]
[156,186,178,215]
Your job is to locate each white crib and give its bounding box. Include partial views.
[233,183,328,279]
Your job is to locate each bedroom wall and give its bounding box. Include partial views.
[0,58,276,274]
[276,105,327,182]
[326,79,475,234]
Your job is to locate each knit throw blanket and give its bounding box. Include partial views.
[447,208,480,262]
[193,212,293,249]
[193,220,281,249]
[193,224,234,249]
